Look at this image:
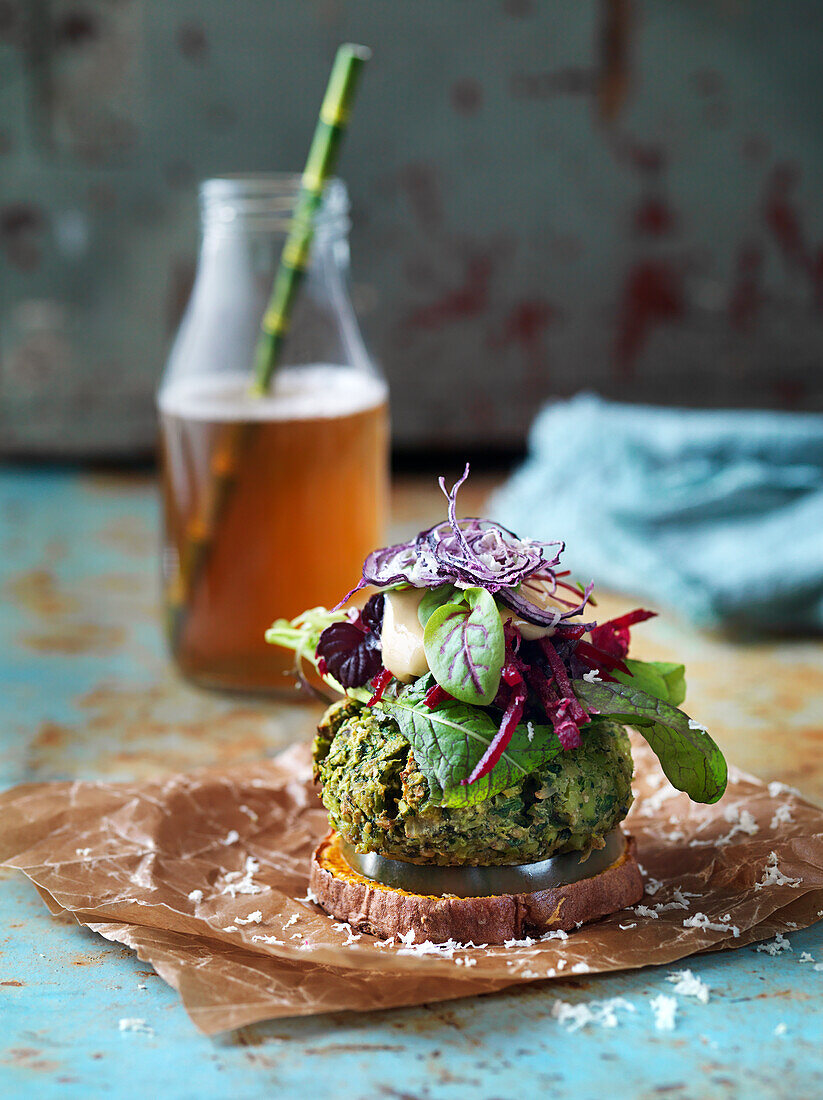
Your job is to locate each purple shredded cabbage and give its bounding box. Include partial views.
[497,578,595,627]
[337,464,590,626]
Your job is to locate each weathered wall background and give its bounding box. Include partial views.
[1,0,822,456]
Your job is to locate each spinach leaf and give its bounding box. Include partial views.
[613,659,686,706]
[381,679,561,807]
[423,586,504,704]
[572,679,727,804]
[418,584,460,628]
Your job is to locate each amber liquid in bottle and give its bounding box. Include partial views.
[159,365,389,693]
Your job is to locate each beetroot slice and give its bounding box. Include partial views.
[424,684,453,710]
[368,667,393,706]
[462,685,527,786]
[539,638,589,725]
[575,640,631,676]
[590,608,656,659]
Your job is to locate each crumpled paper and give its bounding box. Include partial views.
[2,739,822,1034]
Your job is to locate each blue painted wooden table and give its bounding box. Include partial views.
[2,468,822,1099]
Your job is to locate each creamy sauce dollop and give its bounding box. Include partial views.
[506,575,565,641]
[380,587,429,682]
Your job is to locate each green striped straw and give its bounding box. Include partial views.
[251,43,371,394]
[167,44,370,653]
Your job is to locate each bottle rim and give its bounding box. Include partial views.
[199,173,349,235]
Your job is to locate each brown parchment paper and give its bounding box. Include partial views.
[2,738,823,1034]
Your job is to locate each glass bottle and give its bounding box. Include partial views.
[158,175,389,694]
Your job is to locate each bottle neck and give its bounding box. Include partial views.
[199,174,350,245]
[163,173,376,387]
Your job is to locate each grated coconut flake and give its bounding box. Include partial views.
[650,994,678,1031]
[683,912,740,937]
[754,851,802,890]
[235,910,263,925]
[768,781,800,799]
[119,1018,154,1036]
[770,804,794,830]
[552,997,636,1032]
[667,969,710,1003]
[756,932,792,956]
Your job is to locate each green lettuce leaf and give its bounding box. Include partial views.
[417,584,460,627]
[380,678,560,807]
[423,586,504,704]
[572,678,727,804]
[613,659,687,706]
[264,607,371,703]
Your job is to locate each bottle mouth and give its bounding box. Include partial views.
[200,173,349,235]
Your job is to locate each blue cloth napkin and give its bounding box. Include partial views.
[489,394,823,632]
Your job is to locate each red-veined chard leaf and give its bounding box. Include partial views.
[423,586,504,704]
[380,679,561,807]
[418,584,460,628]
[572,678,727,804]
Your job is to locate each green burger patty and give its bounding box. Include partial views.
[312,700,634,866]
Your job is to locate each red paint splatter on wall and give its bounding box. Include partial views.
[491,298,559,399]
[55,10,98,47]
[615,139,665,177]
[615,260,685,376]
[451,78,482,115]
[495,299,558,348]
[176,22,209,62]
[762,162,823,310]
[727,244,764,331]
[398,163,443,230]
[598,0,632,124]
[764,164,807,269]
[609,134,688,374]
[509,0,632,124]
[633,197,675,238]
[406,253,494,329]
